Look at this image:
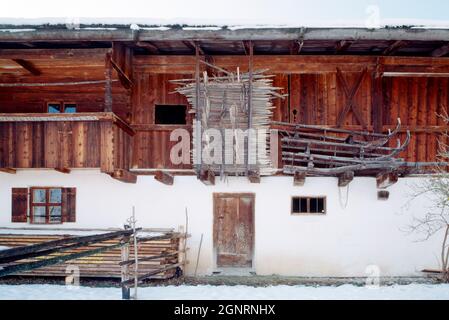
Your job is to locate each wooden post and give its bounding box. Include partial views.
[154,170,174,185]
[372,59,384,133]
[195,43,202,178]
[131,208,139,300]
[376,171,399,189]
[293,171,306,186]
[246,41,254,174]
[120,234,130,300]
[199,169,215,185]
[338,171,354,187]
[178,225,185,271]
[104,51,113,112]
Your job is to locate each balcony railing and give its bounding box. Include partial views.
[0,112,135,181]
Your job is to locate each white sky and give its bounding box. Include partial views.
[0,0,448,26]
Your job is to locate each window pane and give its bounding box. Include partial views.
[32,189,46,203]
[49,188,62,203]
[317,198,325,213]
[300,198,308,213]
[48,103,61,113]
[310,198,318,213]
[292,198,300,213]
[64,104,77,113]
[49,206,62,223]
[32,206,46,223]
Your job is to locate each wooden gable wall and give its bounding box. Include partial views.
[1,50,448,172]
[130,55,449,169]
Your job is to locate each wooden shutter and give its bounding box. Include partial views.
[11,188,28,223]
[62,188,76,223]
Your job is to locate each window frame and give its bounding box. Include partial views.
[291,196,326,215]
[46,101,77,114]
[29,187,63,224]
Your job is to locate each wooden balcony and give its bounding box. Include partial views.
[0,112,136,183]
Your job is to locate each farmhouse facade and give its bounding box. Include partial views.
[0,24,448,277]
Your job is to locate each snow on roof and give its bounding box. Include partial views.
[1,17,449,30]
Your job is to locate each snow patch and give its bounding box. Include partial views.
[0,283,449,300]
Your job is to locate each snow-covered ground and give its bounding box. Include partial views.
[1,283,448,300]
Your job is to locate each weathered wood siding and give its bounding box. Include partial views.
[131,73,192,170]
[0,115,133,173]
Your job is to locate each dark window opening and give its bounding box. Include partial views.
[64,103,77,113]
[47,102,77,113]
[292,197,326,215]
[48,103,62,113]
[155,104,186,125]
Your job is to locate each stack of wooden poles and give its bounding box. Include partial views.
[172,68,284,176]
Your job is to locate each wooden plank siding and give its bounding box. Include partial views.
[0,53,448,173]
[131,73,193,170]
[0,113,133,174]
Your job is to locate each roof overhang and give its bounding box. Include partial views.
[1,26,449,42]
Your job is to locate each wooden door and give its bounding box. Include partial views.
[213,193,254,268]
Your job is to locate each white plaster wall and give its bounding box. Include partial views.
[0,169,443,277]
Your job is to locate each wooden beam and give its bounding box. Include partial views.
[135,41,160,54]
[372,60,384,133]
[242,41,254,56]
[293,171,306,186]
[336,68,368,128]
[110,58,133,89]
[154,171,174,185]
[248,170,260,183]
[0,168,16,174]
[183,41,205,55]
[11,59,41,75]
[383,40,408,56]
[0,229,133,262]
[195,44,202,177]
[377,190,390,200]
[338,171,354,187]
[289,40,304,54]
[0,48,110,60]
[431,43,449,57]
[334,40,353,54]
[104,52,113,112]
[111,169,137,184]
[199,169,215,186]
[376,171,398,189]
[134,55,449,74]
[55,168,71,174]
[246,41,254,174]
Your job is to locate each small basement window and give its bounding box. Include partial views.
[291,197,326,215]
[155,104,186,125]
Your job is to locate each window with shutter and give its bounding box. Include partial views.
[11,187,76,224]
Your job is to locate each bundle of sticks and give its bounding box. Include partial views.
[172,67,285,176]
[274,118,413,175]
